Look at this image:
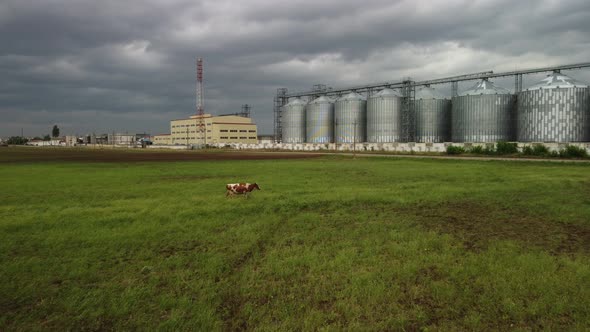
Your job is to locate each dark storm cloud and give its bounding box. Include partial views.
[1,0,590,136]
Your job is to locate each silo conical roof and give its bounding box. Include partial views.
[371,88,402,97]
[285,98,307,106]
[525,72,588,91]
[309,96,333,104]
[460,80,510,96]
[337,92,366,101]
[416,86,448,100]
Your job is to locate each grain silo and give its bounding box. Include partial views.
[517,72,590,142]
[335,92,366,143]
[306,96,334,143]
[414,86,451,143]
[367,88,403,142]
[452,79,515,142]
[281,98,307,143]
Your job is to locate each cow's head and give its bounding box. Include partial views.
[251,183,260,191]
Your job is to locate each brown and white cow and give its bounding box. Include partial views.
[226,183,260,197]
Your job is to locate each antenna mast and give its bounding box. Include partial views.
[196,58,205,143]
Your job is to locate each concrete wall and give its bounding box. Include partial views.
[202,141,590,154]
[27,140,63,146]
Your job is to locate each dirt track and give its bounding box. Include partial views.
[0,147,324,163]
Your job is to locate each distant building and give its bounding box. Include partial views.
[135,133,151,144]
[152,134,172,145]
[83,134,108,145]
[157,114,258,145]
[65,136,77,146]
[108,133,135,145]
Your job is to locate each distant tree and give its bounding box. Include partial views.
[43,134,51,141]
[7,136,28,145]
[52,125,60,138]
[33,136,42,140]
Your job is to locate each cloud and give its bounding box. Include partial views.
[1,0,590,136]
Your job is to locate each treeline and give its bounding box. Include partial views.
[5,136,29,145]
[447,142,588,158]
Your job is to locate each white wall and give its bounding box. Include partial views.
[204,141,590,154]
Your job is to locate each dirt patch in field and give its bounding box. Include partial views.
[158,175,227,181]
[158,240,205,258]
[401,201,590,255]
[0,148,323,163]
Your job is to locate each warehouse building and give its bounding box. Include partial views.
[152,134,172,145]
[154,114,258,145]
[108,133,136,145]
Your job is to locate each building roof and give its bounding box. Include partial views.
[212,122,256,125]
[337,92,366,102]
[370,88,401,98]
[415,86,448,99]
[189,114,213,119]
[460,79,510,96]
[286,98,307,106]
[525,72,588,91]
[171,118,198,121]
[309,96,334,104]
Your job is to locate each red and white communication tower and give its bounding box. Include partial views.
[196,58,205,141]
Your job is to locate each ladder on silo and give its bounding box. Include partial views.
[273,88,288,143]
[401,80,415,142]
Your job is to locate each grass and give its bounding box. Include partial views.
[1,148,590,330]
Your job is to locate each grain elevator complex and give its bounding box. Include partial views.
[272,63,590,150]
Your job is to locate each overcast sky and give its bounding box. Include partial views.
[1,0,590,137]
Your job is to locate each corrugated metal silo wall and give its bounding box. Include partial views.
[366,96,402,142]
[281,104,306,143]
[414,99,451,143]
[335,99,367,143]
[451,94,516,142]
[517,87,590,142]
[306,102,334,143]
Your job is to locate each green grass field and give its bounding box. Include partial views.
[1,148,589,330]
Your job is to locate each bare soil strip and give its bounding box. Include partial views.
[400,201,590,255]
[0,148,323,163]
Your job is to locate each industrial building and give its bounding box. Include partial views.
[151,58,258,146]
[413,86,451,143]
[275,63,590,144]
[367,89,403,143]
[335,92,366,143]
[153,114,258,146]
[152,134,172,145]
[108,133,136,145]
[517,73,589,142]
[451,80,515,143]
[281,98,306,143]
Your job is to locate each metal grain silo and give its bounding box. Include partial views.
[451,79,515,142]
[414,86,451,143]
[517,72,590,142]
[306,96,334,143]
[281,98,307,143]
[335,92,366,143]
[367,88,403,142]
